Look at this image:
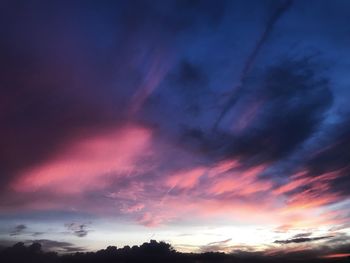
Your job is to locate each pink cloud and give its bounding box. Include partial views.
[166,167,206,190]
[4,128,349,233]
[11,125,152,194]
[208,164,271,195]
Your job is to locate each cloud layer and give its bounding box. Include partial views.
[1,0,350,255]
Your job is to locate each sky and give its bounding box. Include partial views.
[1,0,350,259]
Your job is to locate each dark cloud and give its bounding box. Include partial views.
[7,224,47,238]
[214,0,294,129]
[207,238,232,246]
[265,240,350,260]
[1,239,86,253]
[181,58,333,168]
[306,115,350,196]
[324,233,350,245]
[31,239,86,253]
[32,232,44,237]
[9,224,26,236]
[170,60,213,117]
[274,235,333,244]
[200,238,232,252]
[65,223,90,238]
[292,232,312,238]
[176,60,204,84]
[228,58,332,162]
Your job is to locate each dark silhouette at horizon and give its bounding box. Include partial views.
[0,240,349,263]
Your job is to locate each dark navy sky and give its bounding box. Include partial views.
[1,0,350,258]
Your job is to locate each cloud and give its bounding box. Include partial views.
[9,225,27,236]
[7,224,47,238]
[65,223,90,238]
[214,0,294,129]
[200,238,232,253]
[274,235,333,244]
[306,115,350,196]
[265,236,350,260]
[179,58,333,169]
[207,238,232,246]
[10,125,151,196]
[30,239,86,253]
[32,232,45,237]
[292,232,312,238]
[0,1,350,254]
[0,239,85,253]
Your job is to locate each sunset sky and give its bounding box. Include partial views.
[1,0,350,259]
